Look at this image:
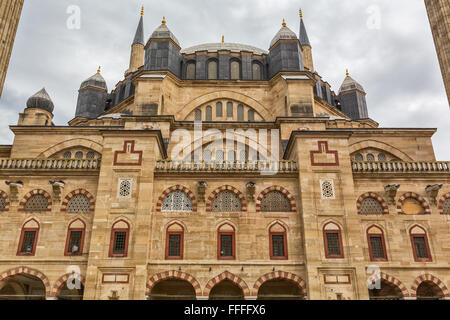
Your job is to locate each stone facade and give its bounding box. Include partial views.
[0,10,449,301]
[425,0,450,105]
[0,0,24,98]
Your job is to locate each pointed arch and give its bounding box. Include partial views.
[256,186,296,213]
[203,271,250,297]
[0,190,10,212]
[50,273,86,297]
[0,267,51,296]
[18,189,52,212]
[253,271,307,297]
[146,271,202,296]
[207,185,247,212]
[369,272,410,297]
[397,192,431,215]
[357,192,389,215]
[61,189,95,213]
[156,185,197,212]
[410,274,450,298]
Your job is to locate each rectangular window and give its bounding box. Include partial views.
[166,233,183,259]
[270,234,287,259]
[369,235,386,260]
[67,230,83,255]
[325,232,342,257]
[20,231,36,254]
[219,234,234,259]
[113,231,127,255]
[413,236,430,260]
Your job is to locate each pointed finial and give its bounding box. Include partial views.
[346,69,349,77]
[97,66,101,73]
[222,35,224,43]
[141,6,144,16]
[162,16,166,25]
[282,18,287,27]
[299,9,303,19]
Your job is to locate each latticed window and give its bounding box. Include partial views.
[168,234,181,257]
[162,190,193,212]
[378,153,387,161]
[63,151,72,159]
[366,154,375,161]
[272,235,285,257]
[369,235,385,259]
[20,231,36,254]
[220,234,233,257]
[326,232,341,256]
[67,194,91,213]
[360,197,383,215]
[211,190,241,212]
[75,152,83,159]
[321,179,335,199]
[86,151,95,159]
[413,236,429,259]
[118,179,132,198]
[24,194,48,212]
[443,199,450,215]
[0,196,5,212]
[354,153,363,162]
[261,191,291,212]
[68,231,83,254]
[112,232,127,255]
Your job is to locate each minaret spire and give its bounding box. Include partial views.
[132,7,145,45]
[126,7,145,75]
[299,8,311,47]
[298,9,314,71]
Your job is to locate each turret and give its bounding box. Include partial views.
[144,17,182,77]
[75,67,108,119]
[338,69,369,119]
[125,6,145,76]
[268,19,304,78]
[18,88,54,126]
[299,9,314,72]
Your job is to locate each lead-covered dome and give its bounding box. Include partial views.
[149,18,180,47]
[270,22,298,48]
[26,88,54,113]
[339,72,365,93]
[181,43,267,55]
[80,71,107,91]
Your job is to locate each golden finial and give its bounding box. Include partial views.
[222,35,225,43]
[141,6,144,16]
[162,16,166,24]
[282,18,287,27]
[97,66,101,73]
[346,69,349,77]
[299,9,303,19]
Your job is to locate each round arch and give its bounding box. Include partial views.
[203,271,250,297]
[38,138,103,158]
[256,186,296,213]
[206,185,247,212]
[410,274,450,298]
[18,189,52,212]
[397,192,431,215]
[50,273,86,297]
[253,271,307,297]
[0,267,51,296]
[155,185,197,213]
[348,140,414,162]
[146,271,202,297]
[61,189,95,213]
[356,192,389,215]
[438,192,450,215]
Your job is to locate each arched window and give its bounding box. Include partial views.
[206,106,213,121]
[366,154,375,161]
[203,149,212,161]
[216,102,223,117]
[360,198,384,215]
[261,191,291,212]
[239,150,247,161]
[17,219,40,256]
[63,151,72,159]
[186,62,196,80]
[252,62,262,80]
[215,150,224,162]
[323,222,344,259]
[402,197,425,215]
[207,60,218,80]
[24,194,49,212]
[226,102,233,118]
[237,104,244,121]
[367,226,387,261]
[218,223,235,260]
[109,220,130,257]
[248,110,255,122]
[65,219,86,256]
[211,190,242,212]
[443,198,450,215]
[195,109,202,121]
[161,190,193,212]
[86,151,95,159]
[354,153,363,162]
[75,152,83,159]
[269,223,288,260]
[409,225,432,262]
[227,150,235,161]
[166,223,184,260]
[378,153,387,162]
[67,194,91,213]
[230,60,240,80]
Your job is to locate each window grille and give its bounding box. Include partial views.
[211,190,241,212]
[118,179,132,199]
[63,151,72,159]
[443,199,450,215]
[195,109,202,121]
[161,190,193,212]
[320,179,335,200]
[220,234,233,257]
[227,150,235,161]
[24,194,48,212]
[113,232,127,255]
[203,149,212,161]
[261,191,291,212]
[369,236,385,259]
[86,151,95,159]
[326,232,341,256]
[68,231,83,254]
[216,150,224,161]
[75,152,83,159]
[360,198,383,215]
[413,236,429,259]
[378,153,387,161]
[67,194,91,213]
[21,231,36,253]
[272,235,285,257]
[168,234,181,257]
[0,197,5,212]
[354,154,363,162]
[366,154,375,161]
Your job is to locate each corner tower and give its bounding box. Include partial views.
[338,69,368,119]
[75,67,108,119]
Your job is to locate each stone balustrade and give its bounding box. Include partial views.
[352,161,450,173]
[155,160,298,173]
[0,158,101,170]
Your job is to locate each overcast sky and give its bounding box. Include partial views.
[1,0,448,159]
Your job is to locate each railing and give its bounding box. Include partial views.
[352,161,450,173]
[155,160,298,173]
[0,158,101,170]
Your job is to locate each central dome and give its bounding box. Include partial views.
[181,43,268,55]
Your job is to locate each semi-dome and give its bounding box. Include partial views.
[339,71,365,93]
[270,20,298,48]
[181,43,268,55]
[149,18,180,47]
[26,88,54,113]
[80,69,107,91]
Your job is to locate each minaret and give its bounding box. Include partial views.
[126,6,145,76]
[299,9,314,72]
[338,69,369,120]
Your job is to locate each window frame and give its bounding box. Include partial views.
[165,230,184,260]
[17,225,39,256]
[410,227,432,262]
[269,231,288,260]
[207,59,218,80]
[367,228,387,262]
[323,224,344,259]
[109,221,130,258]
[217,229,235,260]
[64,222,86,256]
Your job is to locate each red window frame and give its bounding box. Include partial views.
[269,231,288,260]
[165,231,184,260]
[410,228,432,262]
[109,220,130,258]
[367,229,388,262]
[17,226,39,256]
[64,227,86,256]
[218,231,235,260]
[323,225,344,259]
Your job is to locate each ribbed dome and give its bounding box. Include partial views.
[150,23,180,47]
[270,26,298,48]
[339,75,365,93]
[181,43,267,55]
[26,88,54,113]
[80,72,107,91]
